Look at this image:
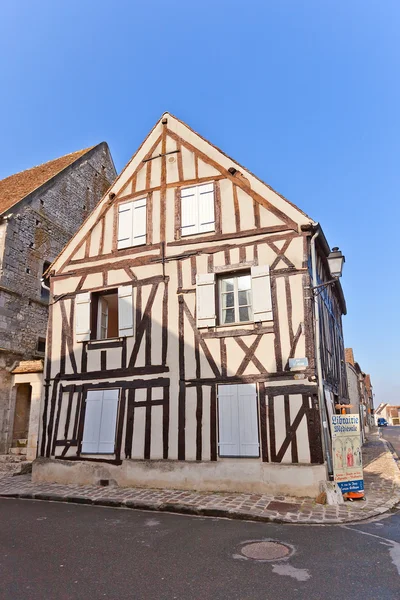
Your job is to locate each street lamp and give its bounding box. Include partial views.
[327,247,345,278]
[312,246,345,296]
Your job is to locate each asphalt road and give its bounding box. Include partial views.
[381,425,400,458]
[1,498,400,600]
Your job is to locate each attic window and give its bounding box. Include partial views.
[40,199,44,206]
[26,268,30,274]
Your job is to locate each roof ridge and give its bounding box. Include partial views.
[0,146,94,184]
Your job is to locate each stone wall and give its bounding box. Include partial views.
[0,143,116,452]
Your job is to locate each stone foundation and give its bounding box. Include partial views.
[33,457,327,498]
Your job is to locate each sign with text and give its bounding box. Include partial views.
[331,414,364,494]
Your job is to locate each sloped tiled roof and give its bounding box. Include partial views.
[0,147,93,215]
[11,360,44,374]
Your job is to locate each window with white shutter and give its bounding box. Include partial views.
[251,265,273,322]
[82,389,119,454]
[117,197,147,249]
[181,183,215,236]
[75,292,91,342]
[118,285,134,337]
[196,273,216,328]
[218,384,259,457]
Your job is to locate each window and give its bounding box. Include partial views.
[41,261,51,300]
[218,384,259,457]
[181,183,215,236]
[92,291,119,340]
[75,286,134,342]
[37,337,46,353]
[82,389,119,454]
[219,273,252,325]
[117,197,147,249]
[195,266,273,329]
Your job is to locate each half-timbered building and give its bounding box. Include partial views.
[34,114,348,497]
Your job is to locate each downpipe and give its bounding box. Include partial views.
[310,229,334,479]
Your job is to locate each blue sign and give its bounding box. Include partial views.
[289,357,309,369]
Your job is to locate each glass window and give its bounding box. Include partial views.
[219,273,252,325]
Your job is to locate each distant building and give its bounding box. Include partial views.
[345,348,374,437]
[375,404,400,426]
[0,144,116,459]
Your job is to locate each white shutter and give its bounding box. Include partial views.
[82,389,119,454]
[118,201,133,249]
[198,183,215,233]
[218,385,240,456]
[75,292,91,342]
[118,285,134,337]
[251,265,273,322]
[238,384,259,457]
[196,273,216,328]
[181,186,198,236]
[82,390,103,453]
[98,389,119,454]
[132,197,147,246]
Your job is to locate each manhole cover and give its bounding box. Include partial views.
[241,541,291,561]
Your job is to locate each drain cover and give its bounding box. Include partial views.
[241,541,291,561]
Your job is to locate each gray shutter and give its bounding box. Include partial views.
[118,285,134,337]
[75,292,91,342]
[198,183,215,233]
[251,265,273,322]
[117,201,134,249]
[132,197,147,246]
[218,385,240,456]
[82,389,119,454]
[238,384,259,457]
[181,186,198,236]
[196,273,216,328]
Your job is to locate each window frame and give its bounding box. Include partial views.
[217,271,253,326]
[90,289,119,341]
[81,388,120,455]
[180,182,215,238]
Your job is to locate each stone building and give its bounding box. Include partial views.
[0,144,116,459]
[345,347,374,437]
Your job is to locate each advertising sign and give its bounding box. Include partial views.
[331,414,364,493]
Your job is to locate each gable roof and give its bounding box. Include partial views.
[0,147,94,216]
[50,113,316,273]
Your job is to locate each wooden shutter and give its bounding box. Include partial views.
[118,201,133,249]
[82,390,103,453]
[98,389,119,454]
[118,285,134,337]
[198,183,215,233]
[82,389,119,454]
[132,197,147,246]
[238,384,259,457]
[196,273,216,328]
[251,265,273,322]
[218,385,240,456]
[75,292,91,342]
[181,186,198,236]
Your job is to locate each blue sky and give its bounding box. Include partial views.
[1,1,398,404]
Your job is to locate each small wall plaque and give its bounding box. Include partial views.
[289,357,309,369]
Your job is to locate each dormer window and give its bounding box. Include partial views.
[117,198,147,249]
[181,183,215,237]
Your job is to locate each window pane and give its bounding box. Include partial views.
[238,290,252,307]
[222,292,234,308]
[237,275,251,291]
[239,306,251,322]
[221,278,234,293]
[222,308,235,324]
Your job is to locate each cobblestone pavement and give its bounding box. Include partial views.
[0,433,399,524]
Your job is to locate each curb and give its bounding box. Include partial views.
[0,489,398,525]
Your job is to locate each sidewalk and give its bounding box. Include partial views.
[0,433,399,524]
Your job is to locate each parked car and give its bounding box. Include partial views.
[377,418,388,427]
